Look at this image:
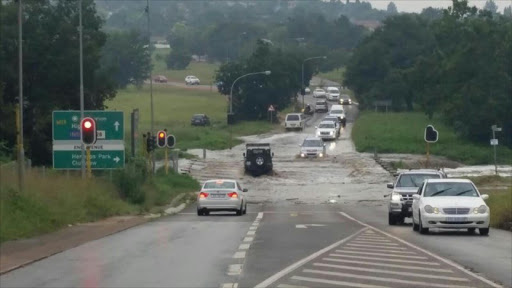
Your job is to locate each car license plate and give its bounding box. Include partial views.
[210,194,225,198]
[445,217,467,222]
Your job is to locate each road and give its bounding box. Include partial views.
[1,88,511,288]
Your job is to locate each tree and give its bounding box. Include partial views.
[0,0,116,165]
[483,0,498,14]
[387,2,398,14]
[100,30,151,88]
[505,6,512,17]
[166,49,192,70]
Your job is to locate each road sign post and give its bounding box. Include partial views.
[491,125,502,175]
[53,111,125,170]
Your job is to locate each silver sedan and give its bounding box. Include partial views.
[197,179,248,216]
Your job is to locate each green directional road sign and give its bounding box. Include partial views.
[52,110,125,169]
[53,111,124,141]
[53,150,125,170]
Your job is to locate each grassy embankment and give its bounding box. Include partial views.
[469,176,512,230]
[352,111,512,165]
[152,48,219,84]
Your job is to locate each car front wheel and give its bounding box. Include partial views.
[479,227,490,236]
[412,214,419,231]
[419,213,429,234]
[388,213,397,225]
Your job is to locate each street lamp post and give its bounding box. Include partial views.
[302,56,327,110]
[229,71,271,115]
[238,32,246,59]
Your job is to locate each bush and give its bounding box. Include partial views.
[113,157,148,204]
[166,49,192,70]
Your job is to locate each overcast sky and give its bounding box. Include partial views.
[366,0,512,13]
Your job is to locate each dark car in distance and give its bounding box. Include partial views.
[191,114,210,126]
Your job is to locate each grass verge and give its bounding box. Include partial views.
[152,48,219,83]
[107,84,276,153]
[352,111,512,165]
[485,189,512,230]
[317,67,345,83]
[0,163,200,243]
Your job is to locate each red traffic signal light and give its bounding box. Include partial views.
[81,117,96,145]
[157,130,166,148]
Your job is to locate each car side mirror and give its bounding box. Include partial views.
[413,194,420,200]
[271,152,274,157]
[387,183,394,189]
[243,189,248,192]
[481,194,489,200]
[243,153,246,157]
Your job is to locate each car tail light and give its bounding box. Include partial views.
[199,192,209,198]
[228,192,238,198]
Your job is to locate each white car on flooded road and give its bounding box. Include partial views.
[197,179,248,216]
[412,179,490,235]
[285,113,305,131]
[299,137,326,158]
[315,121,338,140]
[313,88,326,98]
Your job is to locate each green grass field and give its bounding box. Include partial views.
[352,111,512,165]
[107,84,275,152]
[317,68,345,83]
[152,48,219,83]
[486,188,512,230]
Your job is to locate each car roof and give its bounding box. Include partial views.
[319,120,335,124]
[315,88,325,90]
[203,179,237,184]
[287,113,301,116]
[400,170,444,175]
[304,136,323,141]
[426,179,472,183]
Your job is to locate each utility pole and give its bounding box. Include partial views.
[79,0,85,179]
[146,0,155,173]
[491,125,502,175]
[18,0,24,191]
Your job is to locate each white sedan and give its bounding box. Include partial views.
[412,179,490,235]
[185,75,200,85]
[197,179,247,216]
[313,88,326,98]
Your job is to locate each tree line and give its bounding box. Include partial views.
[344,0,512,148]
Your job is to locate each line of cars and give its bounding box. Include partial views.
[312,86,352,105]
[386,169,491,235]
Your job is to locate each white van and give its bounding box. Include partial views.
[285,113,305,131]
[329,105,346,127]
[326,87,340,101]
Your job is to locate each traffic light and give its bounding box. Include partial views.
[425,125,439,143]
[145,134,152,153]
[157,130,166,148]
[81,117,96,145]
[167,134,176,148]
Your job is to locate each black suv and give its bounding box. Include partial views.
[191,114,210,126]
[243,143,273,176]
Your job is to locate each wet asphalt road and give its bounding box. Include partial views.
[1,89,511,288]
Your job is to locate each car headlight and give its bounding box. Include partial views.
[391,192,401,202]
[424,205,434,214]
[300,153,305,158]
[329,131,333,135]
[474,205,488,214]
[319,153,324,157]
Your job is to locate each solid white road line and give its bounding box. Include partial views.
[312,263,469,281]
[339,212,502,288]
[302,269,473,288]
[322,258,454,273]
[329,253,441,265]
[290,276,389,288]
[276,284,309,288]
[239,243,251,250]
[243,237,254,242]
[221,283,238,288]
[346,243,407,250]
[233,251,246,259]
[334,249,428,259]
[351,241,398,246]
[343,246,417,254]
[296,225,307,229]
[253,227,368,288]
[354,236,388,241]
[354,237,391,242]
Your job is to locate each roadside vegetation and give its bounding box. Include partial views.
[468,176,512,230]
[352,112,512,165]
[107,84,275,152]
[0,162,200,243]
[152,48,219,83]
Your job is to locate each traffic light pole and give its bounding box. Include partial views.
[79,0,86,180]
[146,0,155,174]
[17,0,25,192]
[165,146,168,175]
[426,142,430,168]
[86,146,92,179]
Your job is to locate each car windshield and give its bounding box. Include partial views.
[424,182,479,197]
[319,123,335,128]
[302,140,323,147]
[287,115,300,121]
[328,89,339,93]
[316,101,326,105]
[324,117,339,123]
[203,181,236,189]
[396,174,441,187]
[193,115,204,119]
[330,110,344,114]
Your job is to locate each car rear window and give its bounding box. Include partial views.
[396,174,441,187]
[316,101,326,105]
[330,110,344,114]
[203,181,236,189]
[287,115,300,121]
